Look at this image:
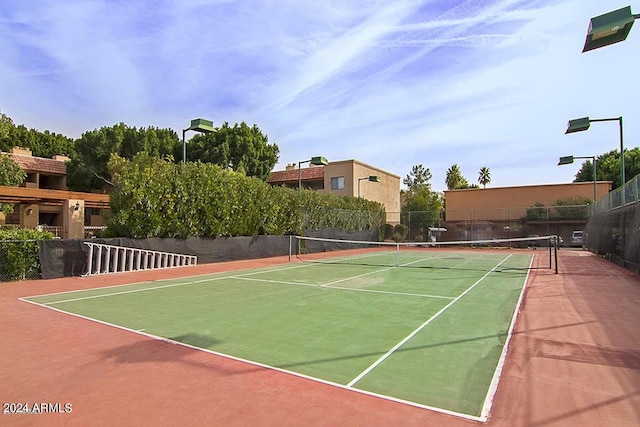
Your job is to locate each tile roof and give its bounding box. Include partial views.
[6,153,68,175]
[268,166,325,183]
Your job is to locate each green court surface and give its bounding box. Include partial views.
[24,249,533,420]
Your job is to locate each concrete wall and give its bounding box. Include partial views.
[19,204,39,229]
[444,181,612,221]
[62,199,84,239]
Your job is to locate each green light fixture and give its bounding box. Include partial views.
[582,6,639,52]
[358,175,381,198]
[565,117,591,134]
[565,116,625,186]
[558,155,575,165]
[558,155,597,201]
[182,118,215,163]
[298,156,329,195]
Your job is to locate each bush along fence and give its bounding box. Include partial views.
[106,153,386,238]
[0,228,53,282]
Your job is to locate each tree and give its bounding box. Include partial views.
[0,153,26,214]
[66,123,179,191]
[445,164,471,190]
[182,122,279,181]
[401,164,443,240]
[0,111,14,145]
[403,164,432,190]
[574,148,640,189]
[524,201,547,221]
[478,166,491,188]
[554,196,589,220]
[0,112,75,157]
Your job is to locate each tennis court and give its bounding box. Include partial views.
[21,242,538,421]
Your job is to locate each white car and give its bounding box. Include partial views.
[571,231,583,247]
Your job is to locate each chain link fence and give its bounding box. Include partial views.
[586,173,640,272]
[387,205,589,244]
[0,240,42,282]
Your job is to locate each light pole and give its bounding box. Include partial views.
[558,155,597,201]
[357,176,381,198]
[565,116,625,187]
[182,118,215,163]
[582,6,639,52]
[298,156,328,197]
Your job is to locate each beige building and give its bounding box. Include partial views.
[444,181,612,241]
[0,147,110,238]
[445,181,612,220]
[268,159,401,223]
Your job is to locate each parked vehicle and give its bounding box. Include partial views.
[571,231,583,247]
[551,236,564,247]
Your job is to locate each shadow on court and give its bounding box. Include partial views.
[202,320,601,375]
[100,333,229,371]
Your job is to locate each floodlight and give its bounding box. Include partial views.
[309,156,329,166]
[558,156,574,165]
[182,118,215,163]
[565,117,590,134]
[358,175,381,198]
[298,156,329,194]
[564,116,625,185]
[558,155,597,200]
[582,6,638,52]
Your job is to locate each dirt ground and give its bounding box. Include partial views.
[1,250,639,426]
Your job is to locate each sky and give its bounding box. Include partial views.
[1,0,638,192]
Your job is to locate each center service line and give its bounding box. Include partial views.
[346,254,513,388]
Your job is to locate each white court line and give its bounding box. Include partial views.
[479,254,534,420]
[320,255,443,288]
[229,276,319,288]
[19,296,487,423]
[29,263,321,305]
[346,254,513,388]
[23,261,317,301]
[229,276,455,300]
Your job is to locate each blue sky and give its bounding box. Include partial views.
[1,0,638,191]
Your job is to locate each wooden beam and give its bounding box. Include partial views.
[0,186,110,209]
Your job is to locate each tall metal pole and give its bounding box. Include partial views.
[592,156,597,202]
[619,117,625,187]
[182,129,187,164]
[589,117,624,186]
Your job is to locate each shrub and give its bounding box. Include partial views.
[106,154,386,238]
[384,223,394,240]
[0,228,53,282]
[393,223,408,242]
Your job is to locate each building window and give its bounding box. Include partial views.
[331,176,344,190]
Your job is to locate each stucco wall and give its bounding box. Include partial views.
[324,160,401,223]
[444,181,612,221]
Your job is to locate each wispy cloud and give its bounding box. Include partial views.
[0,0,637,190]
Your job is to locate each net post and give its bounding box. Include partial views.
[288,235,292,261]
[396,242,400,267]
[554,241,558,274]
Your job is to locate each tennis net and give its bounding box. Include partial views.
[291,235,559,272]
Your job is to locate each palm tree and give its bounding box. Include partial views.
[478,166,491,188]
[446,164,469,190]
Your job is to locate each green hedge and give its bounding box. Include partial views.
[0,228,54,282]
[106,154,386,238]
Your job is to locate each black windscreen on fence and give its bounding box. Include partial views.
[39,235,292,279]
[586,203,640,273]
